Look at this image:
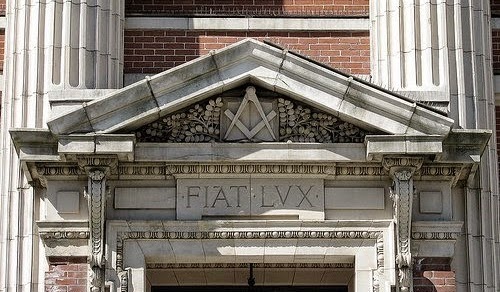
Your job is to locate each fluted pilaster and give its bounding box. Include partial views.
[371,0,450,103]
[0,1,123,291]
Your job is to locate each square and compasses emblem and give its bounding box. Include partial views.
[222,86,278,142]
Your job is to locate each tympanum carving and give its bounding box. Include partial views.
[133,86,371,143]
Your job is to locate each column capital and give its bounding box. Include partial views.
[382,156,424,175]
[77,155,118,175]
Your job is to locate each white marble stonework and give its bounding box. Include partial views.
[114,187,176,209]
[325,188,385,210]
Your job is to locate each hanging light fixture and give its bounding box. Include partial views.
[247,263,255,287]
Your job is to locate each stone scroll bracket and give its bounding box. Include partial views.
[78,156,117,292]
[383,157,423,292]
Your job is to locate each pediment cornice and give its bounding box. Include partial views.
[46,39,454,136]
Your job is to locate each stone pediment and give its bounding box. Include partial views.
[47,39,453,137]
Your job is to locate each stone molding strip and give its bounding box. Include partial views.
[37,221,90,241]
[411,221,463,240]
[115,229,383,275]
[125,17,370,31]
[40,231,90,240]
[117,230,382,241]
[146,263,355,269]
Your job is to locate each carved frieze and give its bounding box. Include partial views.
[33,162,470,184]
[133,86,371,143]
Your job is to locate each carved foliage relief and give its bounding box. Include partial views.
[134,86,371,143]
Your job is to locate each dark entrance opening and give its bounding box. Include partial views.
[152,287,348,292]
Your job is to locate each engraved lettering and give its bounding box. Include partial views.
[203,186,209,208]
[177,179,324,220]
[186,186,200,208]
[211,186,231,208]
[276,185,292,205]
[230,185,247,208]
[296,185,314,207]
[261,185,275,207]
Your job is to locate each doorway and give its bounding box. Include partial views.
[147,264,354,290]
[152,286,348,292]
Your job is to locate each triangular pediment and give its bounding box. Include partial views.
[47,39,453,137]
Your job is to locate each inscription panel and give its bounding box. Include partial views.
[177,179,324,220]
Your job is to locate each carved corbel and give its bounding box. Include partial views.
[79,156,117,292]
[29,164,48,189]
[383,157,423,292]
[85,168,107,292]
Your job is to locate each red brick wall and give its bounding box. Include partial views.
[493,29,500,74]
[124,30,370,75]
[413,257,455,292]
[45,257,87,292]
[492,0,500,16]
[0,0,5,16]
[0,29,5,73]
[125,0,369,17]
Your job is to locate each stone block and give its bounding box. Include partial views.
[261,268,295,285]
[94,136,134,154]
[114,187,175,209]
[56,191,80,214]
[202,239,236,263]
[292,269,325,285]
[169,239,204,263]
[419,191,443,214]
[325,187,385,210]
